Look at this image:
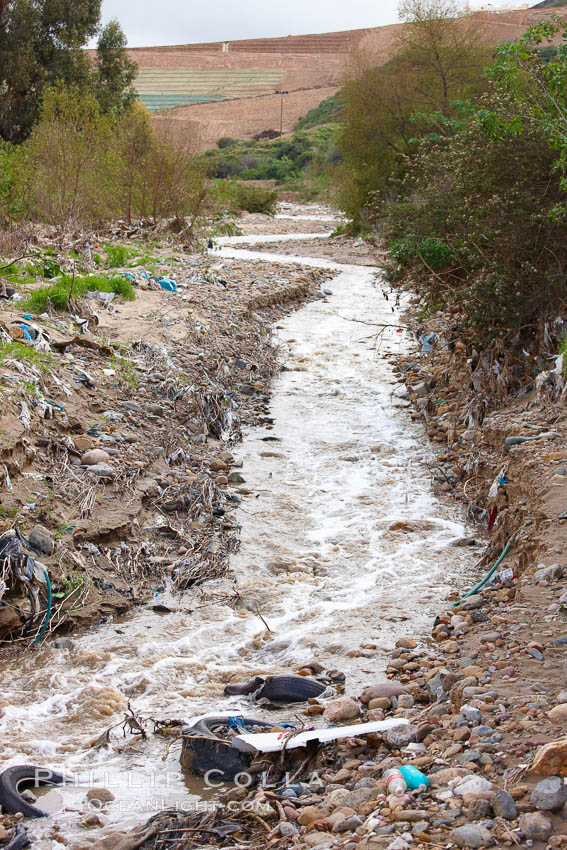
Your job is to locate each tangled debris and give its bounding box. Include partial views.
[0,229,334,644]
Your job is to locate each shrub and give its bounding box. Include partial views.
[104,244,136,267]
[217,137,237,149]
[294,93,342,131]
[232,184,278,215]
[24,85,116,232]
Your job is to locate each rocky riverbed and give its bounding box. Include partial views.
[98,222,567,850]
[0,206,565,850]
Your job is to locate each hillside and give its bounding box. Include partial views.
[121,7,567,151]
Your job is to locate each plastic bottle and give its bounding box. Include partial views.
[384,768,407,796]
[400,764,429,792]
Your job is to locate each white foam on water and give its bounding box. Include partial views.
[0,214,478,846]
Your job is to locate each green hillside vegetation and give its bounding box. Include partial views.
[204,125,341,195]
[294,94,343,130]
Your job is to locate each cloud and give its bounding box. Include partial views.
[98,0,401,47]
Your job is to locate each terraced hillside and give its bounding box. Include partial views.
[136,69,286,112]
[125,8,567,150]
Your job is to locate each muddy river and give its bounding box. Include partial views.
[0,206,476,847]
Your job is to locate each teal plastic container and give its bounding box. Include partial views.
[400,764,429,791]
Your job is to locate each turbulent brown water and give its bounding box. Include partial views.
[0,206,477,847]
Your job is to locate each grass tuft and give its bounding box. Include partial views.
[103,244,137,268]
[0,341,52,370]
[20,274,135,313]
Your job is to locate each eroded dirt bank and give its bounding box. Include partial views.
[0,222,334,645]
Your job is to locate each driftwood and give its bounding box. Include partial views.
[50,335,115,355]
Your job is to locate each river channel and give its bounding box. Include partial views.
[0,206,475,847]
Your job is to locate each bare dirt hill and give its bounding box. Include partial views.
[122,9,567,151]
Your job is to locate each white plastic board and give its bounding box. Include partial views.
[231,718,410,754]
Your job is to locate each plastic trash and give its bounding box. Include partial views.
[384,768,407,796]
[400,764,429,791]
[123,272,136,282]
[419,332,437,353]
[232,718,410,754]
[87,291,115,305]
[157,277,177,292]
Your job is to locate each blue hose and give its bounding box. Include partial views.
[34,566,52,644]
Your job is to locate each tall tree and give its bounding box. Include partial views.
[95,19,137,115]
[398,0,487,114]
[0,1,137,142]
[339,0,490,225]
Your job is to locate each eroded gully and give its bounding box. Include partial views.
[0,206,476,848]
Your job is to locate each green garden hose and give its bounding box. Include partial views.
[34,566,52,644]
[434,537,514,627]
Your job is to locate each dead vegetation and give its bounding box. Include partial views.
[0,228,334,644]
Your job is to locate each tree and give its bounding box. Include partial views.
[25,84,115,232]
[484,17,567,179]
[339,52,421,221]
[94,19,137,115]
[0,1,137,142]
[378,21,567,364]
[338,0,490,226]
[114,100,153,222]
[398,0,489,114]
[145,117,208,230]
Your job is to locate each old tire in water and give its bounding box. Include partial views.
[0,765,65,818]
[257,675,326,703]
[181,716,273,783]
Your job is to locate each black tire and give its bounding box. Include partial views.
[181,716,273,782]
[257,675,326,703]
[189,715,273,738]
[0,765,65,818]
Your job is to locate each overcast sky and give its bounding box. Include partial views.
[96,0,519,47]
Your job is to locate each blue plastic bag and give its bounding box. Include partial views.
[157,277,177,292]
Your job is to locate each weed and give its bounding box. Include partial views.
[21,380,39,396]
[110,354,138,388]
[0,341,52,370]
[20,274,135,313]
[128,255,157,267]
[103,244,137,267]
[559,335,567,375]
[56,567,84,596]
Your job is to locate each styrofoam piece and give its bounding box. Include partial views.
[231,718,410,754]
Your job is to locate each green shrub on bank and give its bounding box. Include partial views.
[380,17,567,357]
[0,87,209,234]
[21,274,135,313]
[204,125,340,188]
[232,184,278,215]
[295,94,342,131]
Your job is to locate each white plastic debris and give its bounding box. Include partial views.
[231,718,410,754]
